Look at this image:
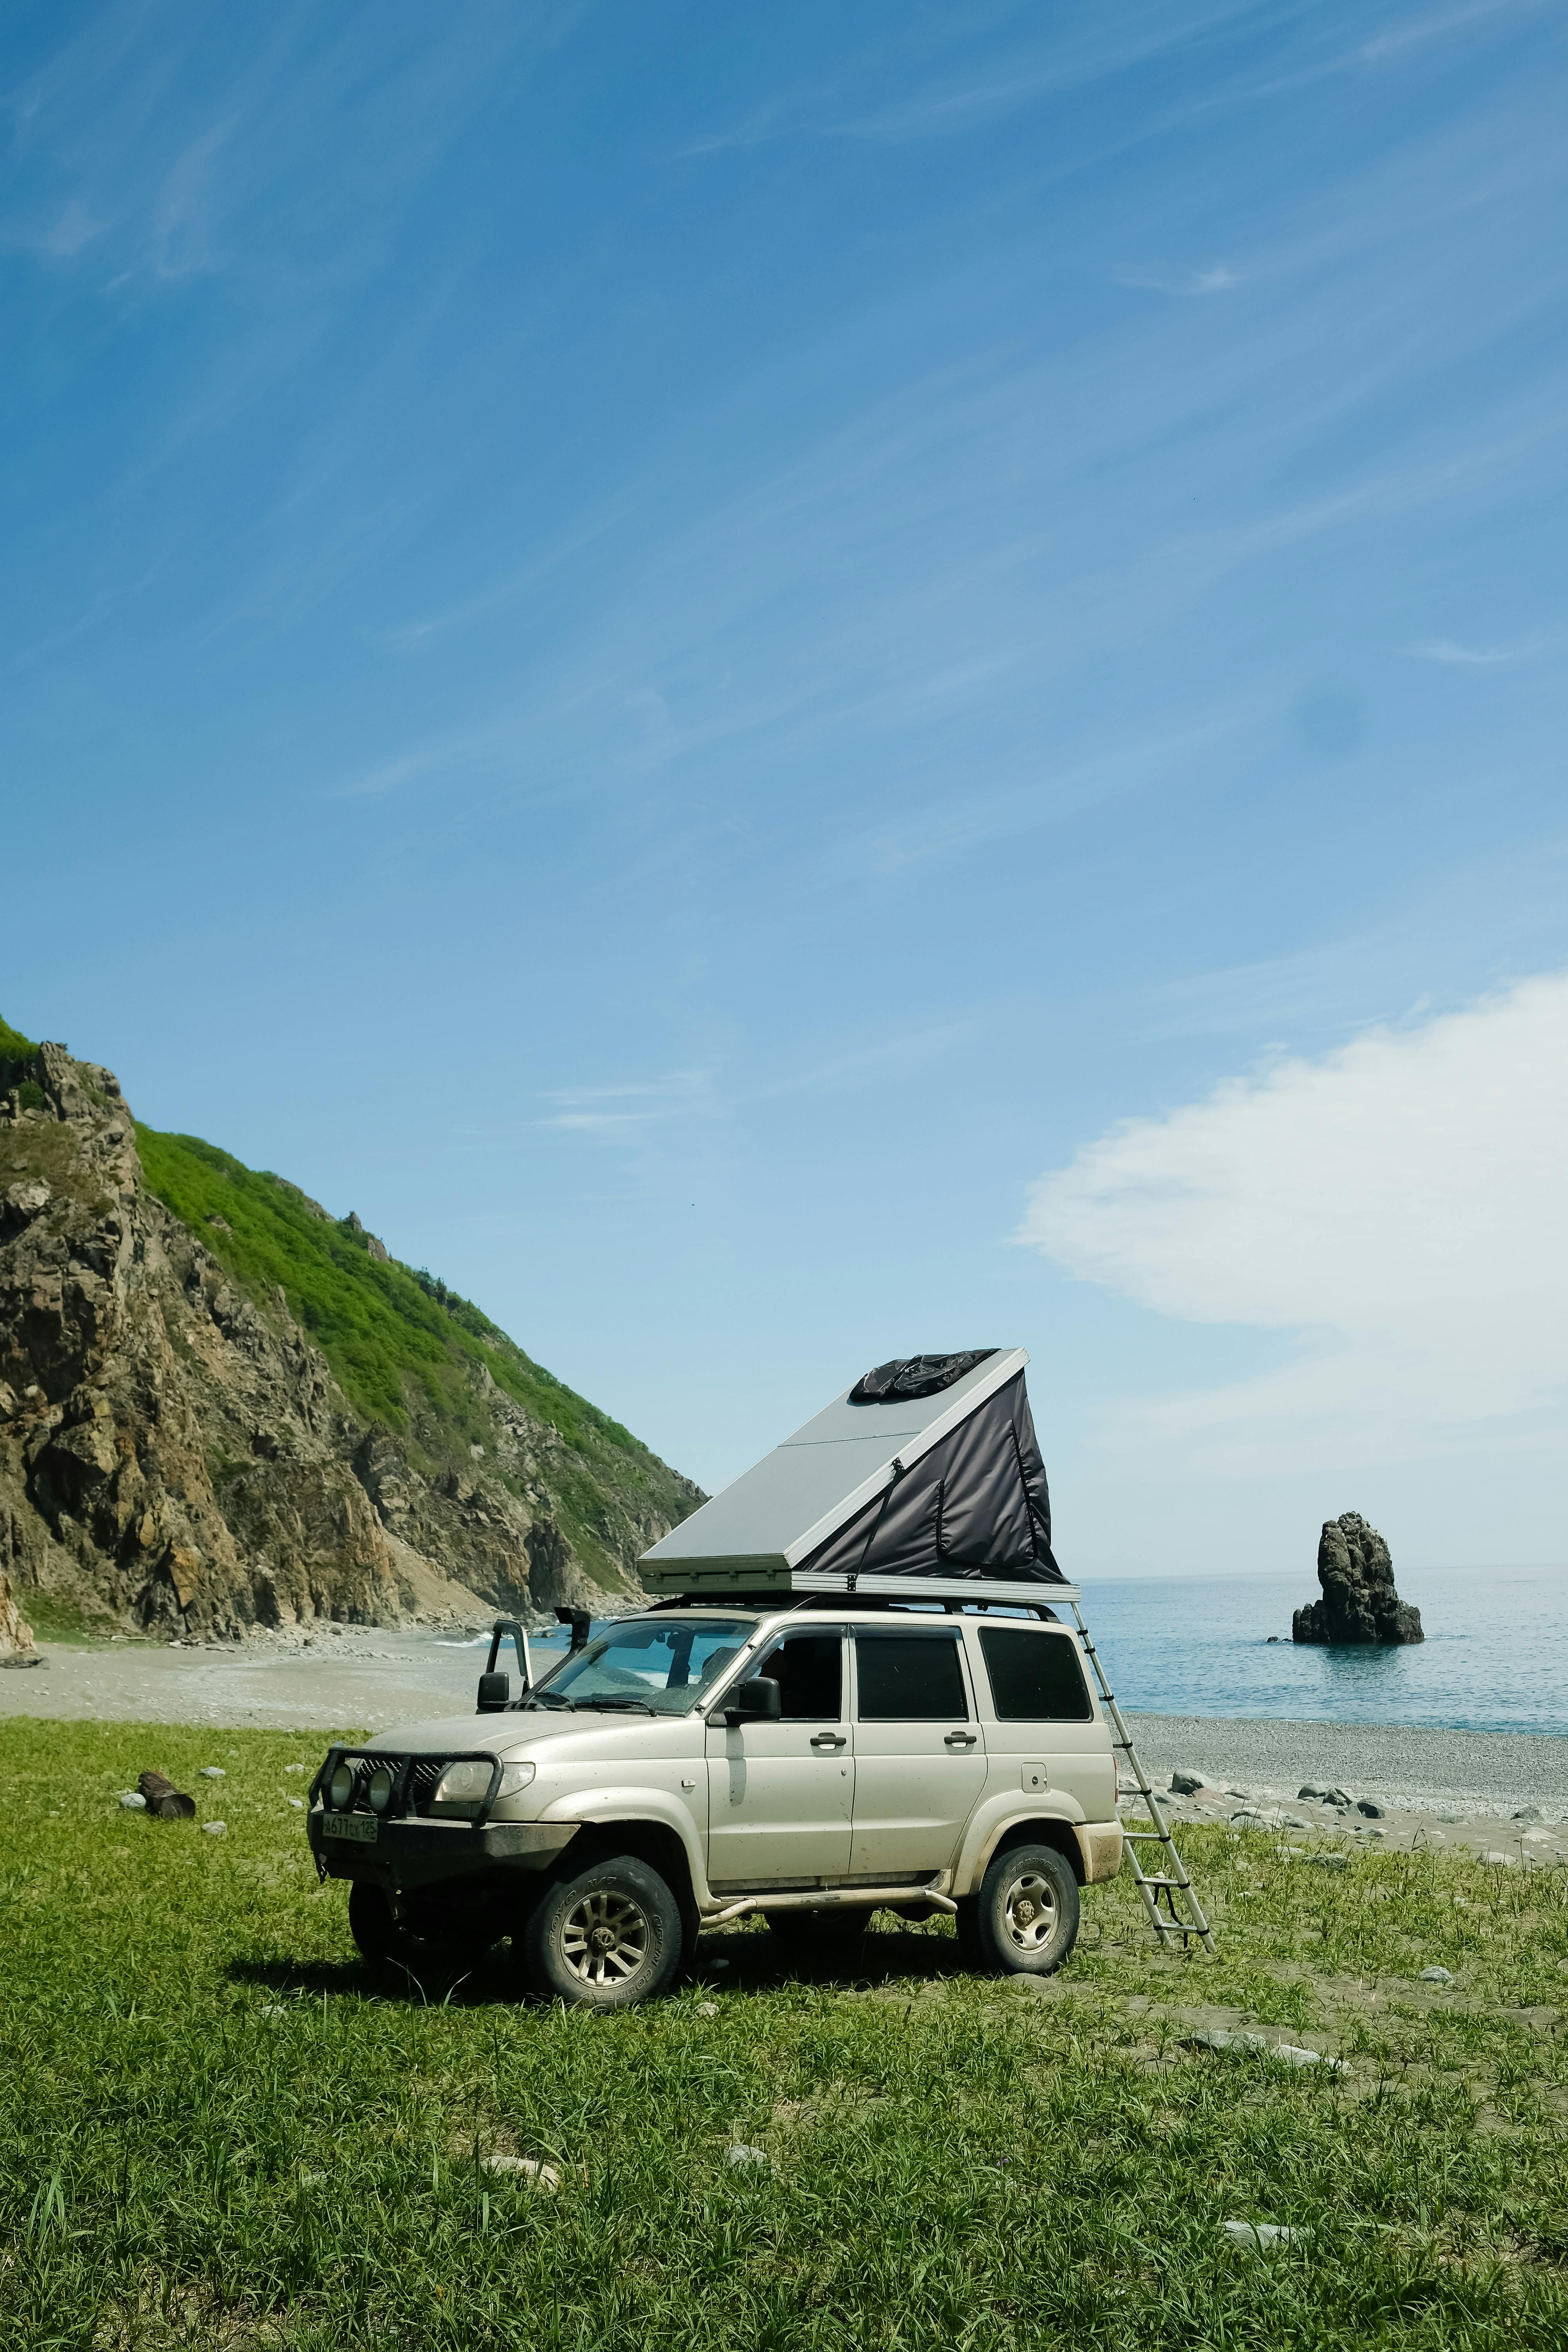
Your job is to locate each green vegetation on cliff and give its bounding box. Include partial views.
[134,1126,682,1571]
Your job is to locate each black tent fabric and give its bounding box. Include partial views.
[796,1372,1065,1585]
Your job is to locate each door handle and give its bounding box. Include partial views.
[809,1732,847,1749]
[944,1730,978,1748]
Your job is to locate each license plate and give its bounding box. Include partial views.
[323,1813,377,1844]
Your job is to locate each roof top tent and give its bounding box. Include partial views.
[638,1348,1079,1606]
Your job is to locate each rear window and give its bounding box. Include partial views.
[978,1629,1093,1722]
[855,1633,968,1720]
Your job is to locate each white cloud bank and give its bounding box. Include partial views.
[1020,974,1568,1478]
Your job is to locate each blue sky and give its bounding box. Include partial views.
[3,1,1565,1575]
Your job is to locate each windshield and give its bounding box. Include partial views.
[526,1617,755,1715]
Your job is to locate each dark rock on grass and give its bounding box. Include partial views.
[137,1769,196,1821]
[1292,1513,1424,1646]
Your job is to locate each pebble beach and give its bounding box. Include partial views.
[5,1623,1562,1863]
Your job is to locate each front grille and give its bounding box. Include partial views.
[322,1751,488,1818]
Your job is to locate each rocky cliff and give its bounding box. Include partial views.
[0,1018,702,1648]
[1292,1512,1424,1646]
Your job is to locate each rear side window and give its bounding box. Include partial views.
[978,1629,1093,1722]
[754,1633,842,1720]
[855,1633,967,1720]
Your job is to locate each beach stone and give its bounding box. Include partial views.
[1230,1809,1272,1830]
[1419,1967,1454,1984]
[726,2144,769,2169]
[283,1764,306,1775]
[287,1797,303,1809]
[696,2001,719,2017]
[1169,1771,1207,1796]
[201,1820,227,1837]
[259,2004,287,2018]
[1512,1807,1543,1822]
[117,1791,147,1810]
[1356,1800,1386,1819]
[1293,1512,1423,1646]
[1223,2220,1303,2251]
[483,2155,560,2191]
[1186,2029,1347,2073]
[199,1767,227,1779]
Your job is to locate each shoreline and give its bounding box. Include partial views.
[2,1632,1562,1842]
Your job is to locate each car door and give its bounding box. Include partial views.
[968,1622,1114,1821]
[704,1628,853,1887]
[848,1626,988,1877]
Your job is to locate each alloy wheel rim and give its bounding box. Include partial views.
[560,1889,650,1985]
[1002,1869,1058,1954]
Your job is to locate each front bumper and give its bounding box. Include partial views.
[308,1810,579,1891]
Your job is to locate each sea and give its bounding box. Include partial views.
[1080,1564,1564,1739]
[456,1563,1565,1740]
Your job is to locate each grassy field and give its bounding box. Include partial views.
[2,1720,1564,2351]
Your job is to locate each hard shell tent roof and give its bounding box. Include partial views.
[638,1349,1075,1601]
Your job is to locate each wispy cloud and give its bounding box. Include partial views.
[541,1069,717,1137]
[1113,263,1240,297]
[1360,0,1543,67]
[1404,632,1546,665]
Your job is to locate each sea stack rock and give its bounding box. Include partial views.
[1292,1513,1423,1646]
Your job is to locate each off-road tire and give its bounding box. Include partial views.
[951,1895,985,1969]
[519,1853,682,2010]
[763,1906,873,1953]
[969,1843,1080,1977]
[348,1882,491,1991]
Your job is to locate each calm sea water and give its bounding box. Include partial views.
[466,1564,1566,1739]
[1080,1565,1566,1738]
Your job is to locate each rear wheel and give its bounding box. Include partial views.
[519,1853,682,2010]
[970,1843,1079,1976]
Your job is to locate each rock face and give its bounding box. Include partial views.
[0,1566,35,1658]
[1292,1513,1423,1646]
[0,1025,703,1640]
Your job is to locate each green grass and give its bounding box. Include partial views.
[2,1718,1564,2350]
[135,1126,636,1460]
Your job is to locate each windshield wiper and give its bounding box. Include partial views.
[573,1695,658,1716]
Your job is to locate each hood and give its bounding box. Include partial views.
[360,1708,688,1759]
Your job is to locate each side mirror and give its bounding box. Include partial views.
[555,1606,591,1653]
[722,1675,782,1728]
[476,1671,509,1714]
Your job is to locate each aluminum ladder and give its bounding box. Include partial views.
[1070,1600,1216,1952]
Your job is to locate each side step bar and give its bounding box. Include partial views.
[702,1884,958,1926]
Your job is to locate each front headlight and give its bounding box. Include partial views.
[367,1764,396,1815]
[429,1757,535,1816]
[430,1758,493,1816]
[327,1760,356,1811]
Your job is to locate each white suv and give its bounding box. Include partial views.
[308,1604,1123,2007]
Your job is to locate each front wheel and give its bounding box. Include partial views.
[969,1844,1080,1977]
[519,1853,682,2009]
